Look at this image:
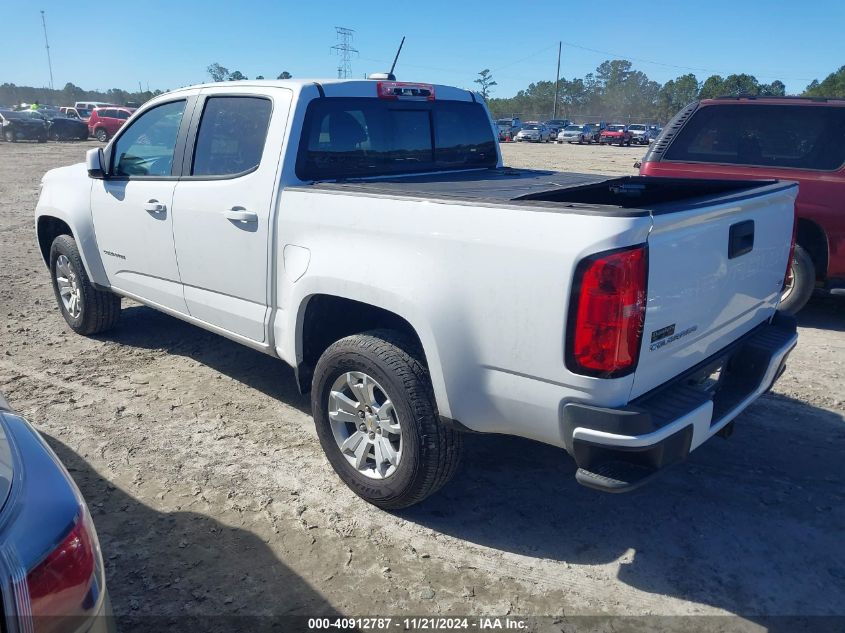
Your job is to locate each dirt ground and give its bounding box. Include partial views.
[1,140,843,631]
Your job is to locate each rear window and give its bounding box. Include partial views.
[296,98,497,180]
[664,104,845,171]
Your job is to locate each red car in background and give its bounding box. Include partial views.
[640,96,845,313]
[600,124,633,146]
[88,107,134,142]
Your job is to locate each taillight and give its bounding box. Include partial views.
[376,81,435,100]
[26,511,101,633]
[567,245,648,377]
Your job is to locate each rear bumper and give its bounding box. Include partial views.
[561,313,798,492]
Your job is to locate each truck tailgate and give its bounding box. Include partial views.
[631,182,797,398]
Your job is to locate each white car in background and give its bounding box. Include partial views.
[628,123,653,145]
[515,123,550,142]
[558,124,593,144]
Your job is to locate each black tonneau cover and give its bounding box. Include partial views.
[295,168,793,217]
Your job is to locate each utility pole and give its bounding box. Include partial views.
[331,27,358,79]
[40,10,54,91]
[553,41,561,119]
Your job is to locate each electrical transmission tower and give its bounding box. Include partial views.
[40,10,54,90]
[331,27,358,79]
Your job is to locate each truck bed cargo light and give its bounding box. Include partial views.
[377,82,435,100]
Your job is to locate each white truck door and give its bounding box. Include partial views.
[90,98,191,313]
[171,88,292,342]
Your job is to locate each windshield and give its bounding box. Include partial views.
[564,125,582,131]
[496,119,513,126]
[607,125,626,132]
[524,125,540,130]
[77,108,91,117]
[628,124,645,131]
[297,98,497,181]
[0,110,28,120]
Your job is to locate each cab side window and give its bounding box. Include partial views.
[113,100,186,177]
[191,96,272,177]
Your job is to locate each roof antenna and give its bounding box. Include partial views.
[368,36,405,81]
[388,36,405,79]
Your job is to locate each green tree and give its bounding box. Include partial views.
[760,80,786,96]
[656,73,700,121]
[474,69,497,99]
[804,66,845,97]
[698,75,725,99]
[720,73,760,96]
[277,71,292,80]
[228,70,248,81]
[207,63,230,82]
[255,75,265,80]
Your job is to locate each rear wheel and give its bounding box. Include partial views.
[95,128,109,142]
[49,235,121,335]
[4,130,15,142]
[312,330,463,509]
[778,244,815,315]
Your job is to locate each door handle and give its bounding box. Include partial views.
[224,208,258,223]
[144,200,167,214]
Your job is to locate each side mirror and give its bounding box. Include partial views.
[86,147,107,179]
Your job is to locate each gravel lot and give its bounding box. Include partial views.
[1,140,843,631]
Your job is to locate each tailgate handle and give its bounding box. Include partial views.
[728,220,754,259]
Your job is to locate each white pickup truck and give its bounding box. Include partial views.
[35,79,798,508]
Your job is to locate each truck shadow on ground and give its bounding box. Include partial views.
[796,293,845,332]
[45,434,338,633]
[400,393,845,622]
[99,304,311,415]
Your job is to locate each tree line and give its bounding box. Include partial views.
[485,61,845,123]
[2,61,842,120]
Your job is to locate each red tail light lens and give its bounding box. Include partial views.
[26,513,99,633]
[567,245,648,377]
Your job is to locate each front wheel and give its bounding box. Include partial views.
[4,130,15,142]
[312,330,463,509]
[49,235,121,335]
[778,244,815,315]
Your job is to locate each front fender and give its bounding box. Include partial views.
[35,163,109,287]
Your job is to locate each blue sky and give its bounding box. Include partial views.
[3,0,843,96]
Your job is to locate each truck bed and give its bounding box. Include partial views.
[297,169,793,217]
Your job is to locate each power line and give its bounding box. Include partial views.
[331,27,358,79]
[40,10,54,90]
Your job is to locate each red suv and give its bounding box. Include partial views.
[640,97,845,313]
[600,124,633,146]
[88,106,134,142]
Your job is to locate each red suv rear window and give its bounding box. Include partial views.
[663,104,845,171]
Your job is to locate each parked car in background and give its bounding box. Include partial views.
[640,96,845,313]
[586,121,607,142]
[74,101,115,111]
[61,106,93,123]
[0,109,47,142]
[545,119,571,140]
[88,107,133,142]
[600,124,633,146]
[496,117,522,141]
[627,123,653,145]
[0,394,113,632]
[24,110,89,141]
[516,122,551,142]
[558,124,593,144]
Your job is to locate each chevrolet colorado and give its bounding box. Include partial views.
[35,79,798,508]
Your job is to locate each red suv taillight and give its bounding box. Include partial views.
[26,511,100,633]
[567,245,648,377]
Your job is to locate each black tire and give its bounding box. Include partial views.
[4,130,15,143]
[49,234,121,335]
[778,244,815,315]
[95,128,109,142]
[311,330,463,509]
